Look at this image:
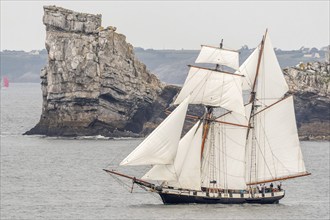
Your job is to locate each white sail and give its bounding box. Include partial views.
[246,96,307,184]
[142,121,203,191]
[256,35,289,106]
[239,34,289,106]
[120,96,190,166]
[174,66,245,116]
[238,47,259,90]
[195,45,239,70]
[201,104,252,190]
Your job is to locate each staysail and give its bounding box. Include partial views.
[120,96,190,166]
[142,121,203,190]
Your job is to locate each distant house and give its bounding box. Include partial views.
[29,50,40,55]
[303,52,320,58]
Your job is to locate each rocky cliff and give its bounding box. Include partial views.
[25,6,179,137]
[26,6,329,140]
[284,61,330,140]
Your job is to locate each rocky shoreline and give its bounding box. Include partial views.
[284,61,330,141]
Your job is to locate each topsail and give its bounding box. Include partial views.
[196,45,239,70]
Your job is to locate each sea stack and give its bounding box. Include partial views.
[25,6,179,137]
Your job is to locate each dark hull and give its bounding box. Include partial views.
[159,193,284,204]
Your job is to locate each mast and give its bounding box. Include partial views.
[201,38,223,159]
[246,29,267,187]
[243,30,310,187]
[250,29,267,102]
[200,106,213,159]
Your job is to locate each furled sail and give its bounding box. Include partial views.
[245,96,307,185]
[239,34,289,106]
[120,96,190,166]
[201,104,252,190]
[174,66,245,116]
[195,45,239,70]
[142,121,203,190]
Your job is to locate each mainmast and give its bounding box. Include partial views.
[246,29,267,188]
[244,29,310,187]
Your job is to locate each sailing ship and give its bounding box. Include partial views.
[104,30,310,204]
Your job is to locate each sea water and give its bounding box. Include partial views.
[1,83,329,219]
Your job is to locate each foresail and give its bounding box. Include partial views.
[201,104,251,190]
[195,45,239,70]
[120,96,190,166]
[245,96,307,184]
[174,66,245,116]
[142,121,203,191]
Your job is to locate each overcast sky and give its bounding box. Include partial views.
[1,0,329,51]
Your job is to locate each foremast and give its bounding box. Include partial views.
[137,40,247,191]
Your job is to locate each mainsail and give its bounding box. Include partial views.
[245,96,308,185]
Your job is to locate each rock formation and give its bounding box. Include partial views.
[25,6,179,137]
[284,61,330,140]
[26,6,329,140]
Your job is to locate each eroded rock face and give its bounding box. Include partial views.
[25,6,178,137]
[284,61,330,140]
